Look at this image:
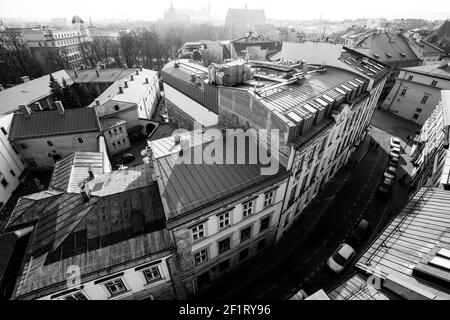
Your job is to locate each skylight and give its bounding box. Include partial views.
[429,256,450,270]
[322,94,334,103]
[315,98,328,107]
[335,88,346,95]
[287,111,302,123]
[302,104,317,113]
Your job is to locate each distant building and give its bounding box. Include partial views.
[87,26,119,42]
[8,103,101,168]
[50,18,67,28]
[225,7,266,37]
[427,20,450,55]
[150,133,290,296]
[0,114,27,210]
[410,90,450,192]
[178,41,229,63]
[0,70,72,115]
[162,3,190,24]
[230,32,280,61]
[5,163,186,300]
[406,37,445,66]
[329,187,450,300]
[266,27,302,44]
[381,62,450,125]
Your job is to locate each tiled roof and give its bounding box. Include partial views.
[66,68,135,83]
[99,117,127,131]
[49,152,108,193]
[0,70,72,115]
[356,187,450,300]
[0,232,19,286]
[328,274,391,300]
[402,62,450,80]
[153,135,289,221]
[8,107,101,140]
[13,164,172,300]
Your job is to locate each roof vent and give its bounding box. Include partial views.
[124,80,128,88]
[130,74,134,81]
[400,52,406,57]
[95,99,100,106]
[145,77,149,84]
[135,69,139,75]
[80,182,91,202]
[88,169,95,180]
[118,85,123,94]
[372,53,380,59]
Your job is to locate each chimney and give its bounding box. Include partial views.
[135,69,139,75]
[140,66,143,71]
[124,80,128,88]
[55,101,65,115]
[21,76,30,83]
[174,135,181,145]
[80,182,91,202]
[145,78,149,84]
[0,84,3,91]
[88,169,95,180]
[95,69,99,77]
[19,104,32,117]
[74,69,78,78]
[118,85,123,94]
[95,99,100,106]
[123,63,127,69]
[130,74,134,81]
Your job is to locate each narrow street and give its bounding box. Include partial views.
[195,109,419,300]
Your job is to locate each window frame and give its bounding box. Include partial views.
[242,199,255,218]
[240,225,252,243]
[217,211,231,230]
[194,247,209,266]
[420,95,429,104]
[191,223,206,242]
[263,189,276,208]
[142,265,163,284]
[60,290,89,300]
[104,278,128,297]
[259,215,271,233]
[217,236,231,255]
[76,137,84,144]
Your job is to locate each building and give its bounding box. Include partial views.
[5,162,186,300]
[224,7,266,38]
[409,90,450,192]
[150,132,290,296]
[266,27,302,44]
[20,15,92,72]
[381,62,450,125]
[218,42,389,234]
[427,20,450,55]
[406,37,445,66]
[230,32,280,61]
[8,103,101,168]
[0,70,72,115]
[161,60,219,129]
[87,26,119,42]
[0,114,27,210]
[89,67,160,140]
[178,41,229,63]
[99,117,130,155]
[329,187,450,300]
[352,31,421,99]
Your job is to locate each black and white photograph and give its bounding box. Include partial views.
[0,0,449,311]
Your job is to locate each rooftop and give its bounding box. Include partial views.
[153,134,290,223]
[66,68,136,84]
[0,70,72,115]
[402,62,450,80]
[328,274,392,300]
[99,117,127,131]
[12,164,172,300]
[356,187,450,300]
[8,107,101,141]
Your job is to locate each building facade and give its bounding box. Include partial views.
[381,62,450,125]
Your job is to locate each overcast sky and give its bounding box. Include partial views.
[1,0,449,22]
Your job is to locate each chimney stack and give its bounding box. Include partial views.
[135,69,139,75]
[145,78,149,84]
[130,74,134,81]
[55,101,65,115]
[19,104,32,117]
[124,80,128,88]
[123,64,127,69]
[95,99,100,106]
[174,135,180,145]
[88,169,95,180]
[118,85,123,94]
[80,182,91,202]
[140,66,143,71]
[95,69,99,77]
[21,76,30,83]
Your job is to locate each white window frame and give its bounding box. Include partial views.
[264,189,276,208]
[218,211,231,230]
[76,137,84,144]
[59,290,89,300]
[242,200,255,217]
[194,248,209,266]
[142,265,163,283]
[192,223,206,242]
[104,278,128,296]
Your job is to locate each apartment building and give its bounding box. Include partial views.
[409,90,450,193]
[0,114,27,210]
[5,163,186,300]
[89,68,160,138]
[8,102,101,168]
[150,133,290,296]
[0,70,72,114]
[406,37,445,66]
[381,62,450,125]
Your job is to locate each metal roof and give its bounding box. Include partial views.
[99,117,127,131]
[328,274,391,300]
[66,68,136,84]
[402,62,450,80]
[356,187,450,299]
[8,107,101,140]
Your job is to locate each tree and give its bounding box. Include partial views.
[118,31,140,68]
[61,78,81,109]
[49,74,63,102]
[201,49,222,67]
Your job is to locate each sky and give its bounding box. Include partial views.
[1,0,449,22]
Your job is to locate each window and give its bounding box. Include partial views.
[412,113,419,120]
[194,248,208,265]
[46,140,54,147]
[264,190,275,208]
[142,266,162,283]
[1,127,6,135]
[408,75,414,81]
[242,200,254,217]
[416,108,423,113]
[260,216,270,233]
[1,178,8,188]
[218,237,231,255]
[192,223,206,242]
[19,143,28,149]
[257,238,266,251]
[119,126,123,132]
[421,95,429,104]
[104,278,127,296]
[10,170,15,177]
[219,259,230,272]
[61,291,88,300]
[239,248,249,261]
[114,128,117,134]
[400,88,407,96]
[114,105,120,111]
[108,130,112,136]
[240,226,252,243]
[218,211,231,230]
[77,137,84,143]
[431,80,437,87]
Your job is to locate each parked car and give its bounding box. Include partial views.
[377,177,394,196]
[383,166,397,180]
[119,153,135,165]
[389,148,400,159]
[327,243,356,273]
[390,137,401,149]
[348,219,370,246]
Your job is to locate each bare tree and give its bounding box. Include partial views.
[201,49,223,67]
